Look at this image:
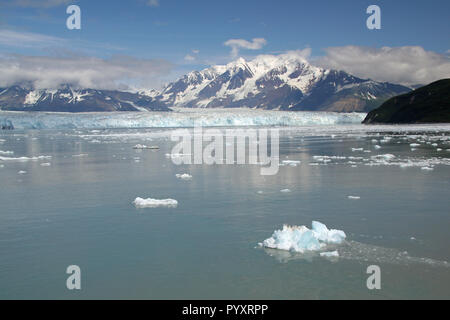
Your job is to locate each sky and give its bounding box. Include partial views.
[0,0,449,89]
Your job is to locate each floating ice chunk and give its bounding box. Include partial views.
[352,148,363,152]
[0,155,51,162]
[261,221,346,253]
[431,143,438,147]
[374,145,381,149]
[133,197,178,208]
[410,143,420,147]
[348,196,360,200]
[280,189,291,193]
[311,221,347,244]
[320,251,339,258]
[18,170,27,175]
[40,162,51,167]
[133,144,159,150]
[176,173,192,180]
[421,167,434,171]
[371,154,395,161]
[282,160,301,166]
[72,154,88,157]
[0,150,14,155]
[437,148,442,151]
[262,225,322,252]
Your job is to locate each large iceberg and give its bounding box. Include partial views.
[261,221,346,253]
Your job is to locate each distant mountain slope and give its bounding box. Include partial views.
[0,85,170,112]
[0,53,412,113]
[154,53,411,112]
[362,79,450,124]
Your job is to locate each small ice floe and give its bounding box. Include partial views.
[421,167,434,171]
[133,197,178,208]
[0,155,51,162]
[431,143,438,147]
[260,221,346,253]
[437,148,442,151]
[133,144,159,150]
[18,170,27,175]
[0,150,14,155]
[281,160,301,167]
[348,196,361,200]
[351,148,363,152]
[72,154,88,158]
[176,173,192,180]
[371,154,395,161]
[280,189,291,193]
[0,164,4,168]
[371,139,379,144]
[374,145,381,150]
[257,190,264,194]
[410,143,420,148]
[320,250,339,258]
[40,162,51,167]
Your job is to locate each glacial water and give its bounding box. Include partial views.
[1,116,450,299]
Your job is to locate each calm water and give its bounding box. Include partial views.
[1,125,450,299]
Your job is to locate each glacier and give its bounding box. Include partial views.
[0,108,366,130]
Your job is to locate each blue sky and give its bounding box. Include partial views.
[0,0,449,89]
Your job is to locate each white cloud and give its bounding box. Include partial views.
[147,0,159,7]
[184,54,195,62]
[0,29,64,48]
[224,38,267,58]
[8,0,72,7]
[315,46,450,85]
[0,53,173,90]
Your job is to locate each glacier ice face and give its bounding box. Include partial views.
[261,221,346,253]
[0,108,366,130]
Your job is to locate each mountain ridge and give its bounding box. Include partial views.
[362,79,450,124]
[154,52,411,112]
[0,52,412,113]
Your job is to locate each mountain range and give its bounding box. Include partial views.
[0,53,411,113]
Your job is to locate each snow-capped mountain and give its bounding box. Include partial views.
[154,52,411,112]
[0,52,411,113]
[0,85,170,112]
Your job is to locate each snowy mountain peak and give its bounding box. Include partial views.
[153,53,410,112]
